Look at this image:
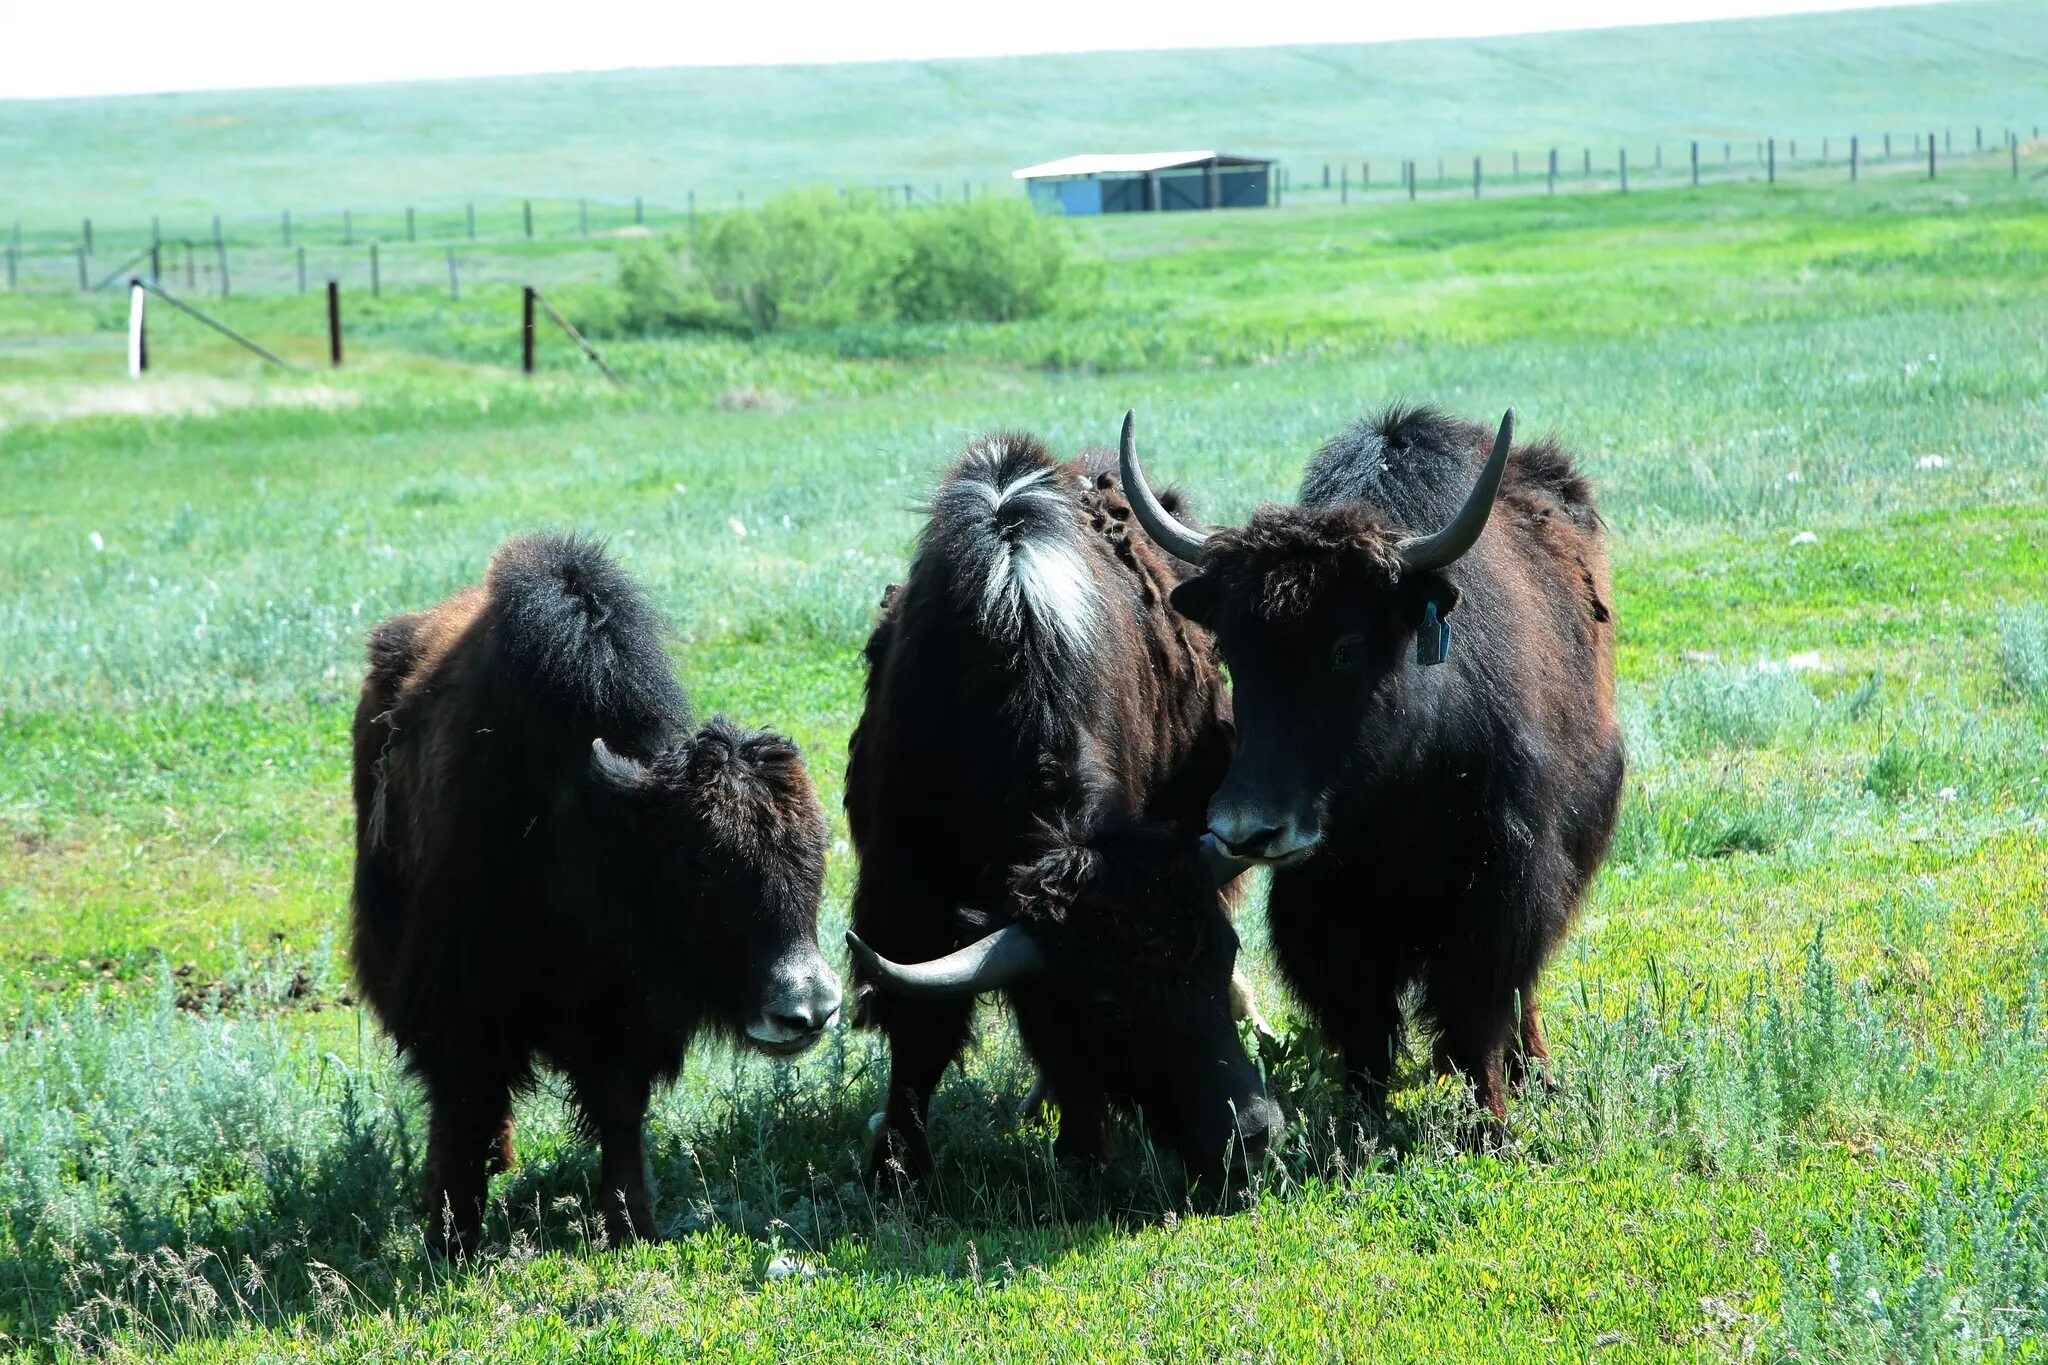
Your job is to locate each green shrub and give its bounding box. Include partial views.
[894,197,1071,323]
[1652,659,1821,753]
[1999,603,2048,708]
[612,192,1073,334]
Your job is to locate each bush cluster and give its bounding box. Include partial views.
[614,191,1072,334]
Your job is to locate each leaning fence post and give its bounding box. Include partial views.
[524,200,534,239]
[296,245,306,295]
[522,286,536,374]
[216,237,230,297]
[1691,140,1699,186]
[327,280,343,367]
[82,217,94,255]
[128,279,147,377]
[369,242,380,297]
[76,246,88,290]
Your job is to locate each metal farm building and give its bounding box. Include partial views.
[1013,151,1274,215]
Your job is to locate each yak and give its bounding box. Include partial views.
[1118,406,1623,1130]
[350,533,841,1255]
[844,431,1280,1186]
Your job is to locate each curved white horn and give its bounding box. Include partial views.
[846,926,1047,1001]
[1396,408,1515,572]
[1118,409,1211,565]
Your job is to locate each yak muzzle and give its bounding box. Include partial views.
[745,952,843,1057]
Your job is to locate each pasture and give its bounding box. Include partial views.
[3,153,2048,1360]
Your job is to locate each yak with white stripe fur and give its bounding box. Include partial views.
[845,432,1278,1186]
[350,534,840,1256]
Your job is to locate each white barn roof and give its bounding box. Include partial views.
[1011,151,1266,180]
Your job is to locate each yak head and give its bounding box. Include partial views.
[589,716,841,1056]
[1115,408,1514,867]
[848,816,1280,1184]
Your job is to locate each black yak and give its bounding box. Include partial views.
[1119,406,1623,1129]
[350,534,840,1255]
[845,432,1280,1185]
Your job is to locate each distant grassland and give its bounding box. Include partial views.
[1,156,2046,1357]
[1,0,2044,226]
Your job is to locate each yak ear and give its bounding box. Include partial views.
[1169,574,1221,627]
[1398,570,1461,623]
[589,738,668,814]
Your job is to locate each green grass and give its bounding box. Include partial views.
[2,151,2047,1359]
[1,0,2044,233]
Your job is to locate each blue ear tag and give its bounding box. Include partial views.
[1416,602,1451,667]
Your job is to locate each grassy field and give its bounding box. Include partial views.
[1,0,2044,232]
[3,146,2048,1360]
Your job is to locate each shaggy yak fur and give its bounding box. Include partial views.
[845,433,1278,1185]
[1164,406,1624,1131]
[350,534,836,1255]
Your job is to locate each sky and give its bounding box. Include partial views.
[0,0,1950,101]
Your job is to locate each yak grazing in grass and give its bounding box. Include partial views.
[1119,406,1623,1131]
[350,533,841,1255]
[845,431,1281,1186]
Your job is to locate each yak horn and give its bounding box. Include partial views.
[845,926,1047,1001]
[1396,408,1515,572]
[1118,410,1210,565]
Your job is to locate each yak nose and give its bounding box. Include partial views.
[1234,1094,1285,1164]
[748,956,843,1055]
[1209,803,1319,864]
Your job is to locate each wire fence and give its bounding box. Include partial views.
[3,123,2040,299]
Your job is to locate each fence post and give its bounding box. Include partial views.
[1548,147,1557,194]
[76,246,88,290]
[523,200,534,238]
[1473,155,1481,198]
[1929,131,1937,179]
[1436,156,1444,186]
[149,243,161,282]
[1407,159,1416,201]
[1851,135,1859,182]
[1584,147,1591,175]
[1362,161,1369,189]
[1655,143,1662,171]
[1619,148,1628,192]
[447,247,459,299]
[296,245,306,295]
[82,217,93,255]
[128,280,147,377]
[1768,137,1776,184]
[216,238,230,297]
[634,196,644,225]
[2015,134,2022,180]
[688,190,697,235]
[406,206,416,242]
[150,215,160,248]
[1339,163,1348,205]
[1322,163,1330,189]
[522,285,536,374]
[185,242,196,290]
[327,281,343,367]
[1977,125,1983,151]
[212,213,223,250]
[369,241,380,297]
[1691,140,1699,186]
[1884,132,1891,158]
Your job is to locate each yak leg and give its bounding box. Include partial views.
[1264,864,1404,1117]
[1506,988,1556,1093]
[422,1070,515,1259]
[869,998,973,1187]
[1426,972,1517,1146]
[572,1068,658,1246]
[1053,1088,1109,1169]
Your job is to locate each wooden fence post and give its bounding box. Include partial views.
[1929,132,1937,179]
[212,213,223,250]
[369,241,380,297]
[1768,138,1776,184]
[5,242,16,290]
[327,281,343,367]
[1619,148,1628,192]
[1340,163,1348,205]
[1407,160,1416,201]
[1691,140,1699,186]
[82,217,94,255]
[296,245,306,295]
[406,206,416,242]
[216,238,230,296]
[128,280,147,377]
[524,200,534,239]
[1548,147,1557,194]
[1583,148,1591,175]
[1884,132,1891,158]
[634,196,644,225]
[522,286,536,374]
[1322,163,1330,189]
[1473,155,1481,198]
[1851,135,1859,181]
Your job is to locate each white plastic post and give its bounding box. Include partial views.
[127,281,147,378]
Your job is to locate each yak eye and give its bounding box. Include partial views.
[1330,633,1366,673]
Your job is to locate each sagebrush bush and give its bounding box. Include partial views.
[1652,659,1821,753]
[612,191,1072,334]
[1999,603,2048,708]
